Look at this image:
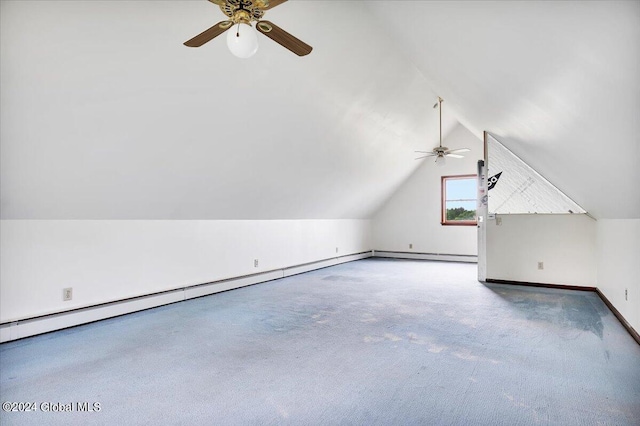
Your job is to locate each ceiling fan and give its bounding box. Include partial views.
[415,97,470,163]
[184,0,312,58]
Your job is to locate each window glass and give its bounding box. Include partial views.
[442,175,477,225]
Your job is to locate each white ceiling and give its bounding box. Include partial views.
[1,1,638,220]
[367,0,640,219]
[0,0,461,220]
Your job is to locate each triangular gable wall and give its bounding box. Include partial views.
[487,134,586,214]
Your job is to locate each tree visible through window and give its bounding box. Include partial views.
[442,175,477,225]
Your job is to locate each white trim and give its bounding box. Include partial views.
[11,291,185,341]
[373,250,477,263]
[184,270,284,300]
[477,158,488,281]
[0,251,373,343]
[283,252,371,277]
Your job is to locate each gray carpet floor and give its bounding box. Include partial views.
[1,258,639,425]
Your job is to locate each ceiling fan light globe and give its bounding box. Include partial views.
[226,23,259,58]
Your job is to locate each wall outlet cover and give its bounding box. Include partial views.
[63,287,73,301]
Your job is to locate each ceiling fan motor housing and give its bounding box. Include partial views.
[220,0,265,23]
[434,146,448,155]
[185,0,313,57]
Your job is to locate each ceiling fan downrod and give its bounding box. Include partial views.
[438,96,443,148]
[414,96,471,162]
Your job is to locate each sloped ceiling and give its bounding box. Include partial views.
[367,0,640,219]
[2,1,638,220]
[0,0,458,220]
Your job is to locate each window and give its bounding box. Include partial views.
[441,175,477,225]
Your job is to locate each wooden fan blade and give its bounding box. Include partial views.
[184,21,233,47]
[261,0,288,10]
[256,21,312,56]
[447,148,470,154]
[446,154,464,159]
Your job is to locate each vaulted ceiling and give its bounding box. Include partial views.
[1,1,638,220]
[367,1,640,219]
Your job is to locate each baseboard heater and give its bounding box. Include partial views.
[373,250,477,263]
[0,251,373,343]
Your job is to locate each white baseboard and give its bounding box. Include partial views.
[283,252,371,277]
[373,250,477,263]
[0,251,373,343]
[184,270,284,300]
[11,291,185,341]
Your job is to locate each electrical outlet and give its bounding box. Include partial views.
[496,216,502,226]
[336,247,339,253]
[254,259,258,268]
[537,262,544,270]
[63,287,73,301]
[625,288,628,301]
[409,243,413,249]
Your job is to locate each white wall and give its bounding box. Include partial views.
[596,219,640,333]
[486,214,596,287]
[0,219,371,322]
[372,124,482,256]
